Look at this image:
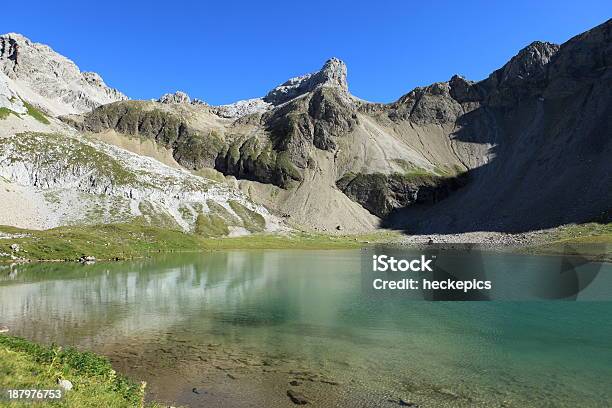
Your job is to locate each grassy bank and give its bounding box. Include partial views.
[0,223,400,262]
[523,222,612,262]
[0,335,159,407]
[2,220,608,264]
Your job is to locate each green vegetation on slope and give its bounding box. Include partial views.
[195,213,230,237]
[337,165,469,218]
[206,200,241,226]
[0,107,19,120]
[0,222,399,262]
[137,201,181,230]
[228,200,266,232]
[73,101,226,169]
[0,335,156,408]
[23,101,50,124]
[218,137,303,188]
[0,132,139,186]
[0,99,50,123]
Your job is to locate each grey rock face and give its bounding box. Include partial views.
[307,86,357,150]
[259,84,358,181]
[496,41,560,85]
[0,75,26,114]
[386,81,464,125]
[207,58,348,119]
[264,58,348,105]
[158,91,191,104]
[0,33,127,116]
[212,98,271,118]
[448,75,482,103]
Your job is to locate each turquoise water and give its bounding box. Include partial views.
[0,250,611,407]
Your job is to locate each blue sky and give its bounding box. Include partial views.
[4,1,610,104]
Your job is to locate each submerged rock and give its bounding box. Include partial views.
[387,397,418,407]
[287,389,309,405]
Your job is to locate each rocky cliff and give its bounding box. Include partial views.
[385,19,611,233]
[0,33,127,116]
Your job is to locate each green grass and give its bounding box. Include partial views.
[0,107,19,120]
[0,335,160,408]
[0,222,400,262]
[194,167,226,183]
[522,222,612,261]
[138,201,181,229]
[228,200,266,233]
[399,168,438,184]
[23,101,50,125]
[197,230,400,250]
[0,222,201,261]
[390,160,467,183]
[206,200,241,226]
[195,213,230,237]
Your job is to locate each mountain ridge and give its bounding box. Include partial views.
[0,32,127,116]
[1,19,610,235]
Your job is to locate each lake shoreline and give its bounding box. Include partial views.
[1,222,610,264]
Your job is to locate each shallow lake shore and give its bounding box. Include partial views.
[2,251,611,407]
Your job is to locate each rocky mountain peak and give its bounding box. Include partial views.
[496,40,560,84]
[158,91,191,104]
[319,57,348,90]
[0,32,127,116]
[263,57,349,105]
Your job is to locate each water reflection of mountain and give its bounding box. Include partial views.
[0,251,365,345]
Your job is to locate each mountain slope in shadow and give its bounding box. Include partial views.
[384,19,611,234]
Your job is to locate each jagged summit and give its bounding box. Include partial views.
[1,32,30,45]
[490,40,560,85]
[211,58,349,118]
[0,32,127,116]
[263,57,348,105]
[158,91,192,104]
